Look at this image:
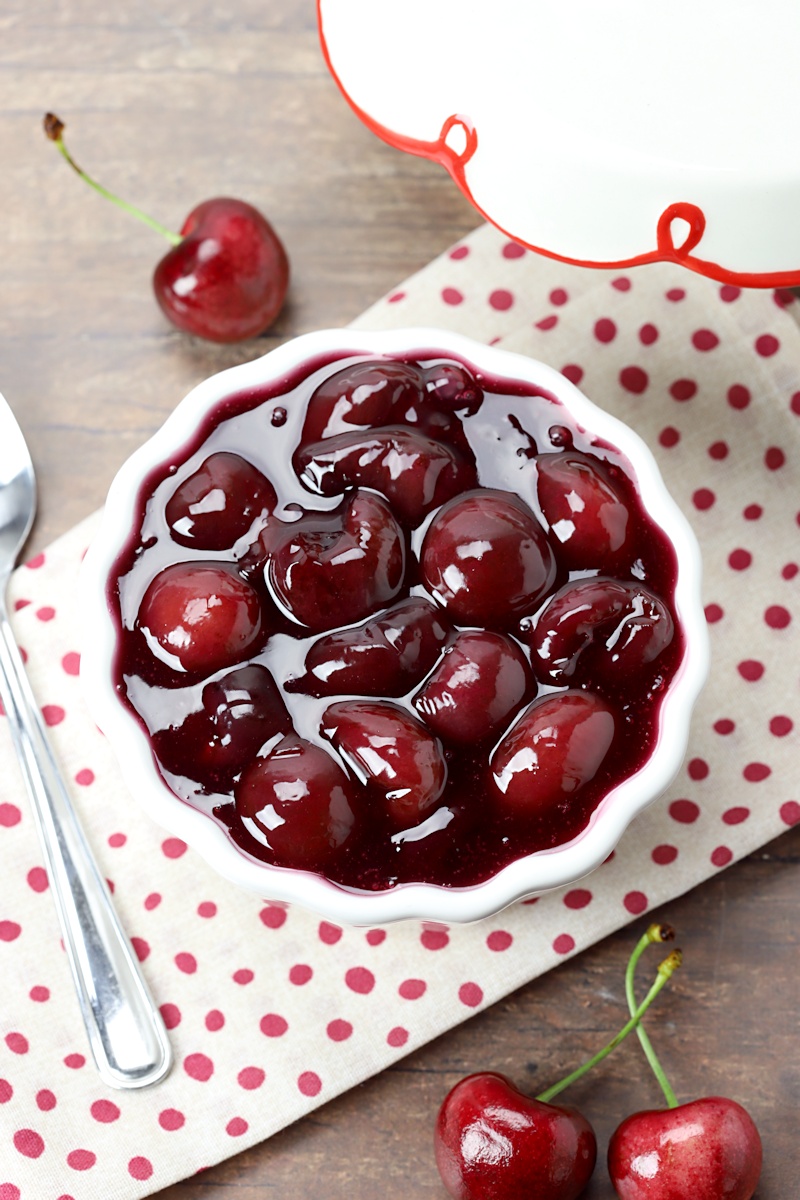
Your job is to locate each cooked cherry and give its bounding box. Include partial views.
[137,561,265,675]
[267,490,406,631]
[321,699,447,826]
[235,735,356,870]
[288,597,452,698]
[490,690,616,817]
[302,360,425,442]
[423,362,484,414]
[414,630,534,744]
[524,576,674,687]
[152,664,291,790]
[165,452,276,550]
[295,426,478,527]
[421,489,556,627]
[536,449,633,570]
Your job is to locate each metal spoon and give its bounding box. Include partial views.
[0,391,172,1089]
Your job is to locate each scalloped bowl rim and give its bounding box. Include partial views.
[79,327,709,925]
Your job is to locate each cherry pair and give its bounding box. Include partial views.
[435,926,762,1199]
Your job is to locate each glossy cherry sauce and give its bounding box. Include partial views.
[108,349,683,891]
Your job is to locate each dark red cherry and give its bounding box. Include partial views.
[523,576,675,687]
[295,426,478,527]
[235,735,356,870]
[137,562,265,675]
[152,664,291,790]
[490,690,615,817]
[268,490,406,631]
[414,630,533,744]
[423,362,484,414]
[536,449,633,570]
[165,452,276,550]
[153,198,289,343]
[288,597,451,698]
[435,1071,597,1200]
[608,1097,762,1200]
[421,489,556,628]
[302,359,425,442]
[321,700,447,826]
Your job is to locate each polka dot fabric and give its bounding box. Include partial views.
[1,228,799,1198]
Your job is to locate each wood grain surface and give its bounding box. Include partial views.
[2,2,798,1196]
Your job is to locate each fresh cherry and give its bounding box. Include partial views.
[490,690,616,817]
[44,113,289,343]
[137,561,266,675]
[288,597,452,698]
[321,699,447,826]
[235,735,356,870]
[414,629,533,744]
[165,452,277,550]
[536,448,633,571]
[421,489,556,628]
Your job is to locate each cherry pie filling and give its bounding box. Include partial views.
[109,351,683,891]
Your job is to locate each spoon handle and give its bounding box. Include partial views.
[0,598,172,1089]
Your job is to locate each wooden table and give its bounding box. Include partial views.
[3,2,797,1195]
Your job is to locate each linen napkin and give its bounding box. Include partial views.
[2,223,799,1199]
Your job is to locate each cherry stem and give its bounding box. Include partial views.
[626,923,680,1109]
[535,949,682,1105]
[43,113,182,247]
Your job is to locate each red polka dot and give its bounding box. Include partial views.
[298,1071,322,1096]
[366,929,386,946]
[289,964,312,985]
[502,241,525,258]
[765,605,791,628]
[791,392,800,417]
[259,904,286,929]
[669,378,697,401]
[773,288,795,308]
[399,978,426,1000]
[197,901,217,918]
[458,982,483,1007]
[25,553,45,569]
[639,323,659,345]
[0,1186,20,1200]
[61,652,80,675]
[549,288,568,305]
[486,930,513,951]
[441,287,463,306]
[728,549,752,571]
[743,504,762,520]
[620,366,648,394]
[666,288,685,301]
[233,969,254,985]
[720,285,741,302]
[158,1108,185,1131]
[765,446,785,471]
[743,762,771,782]
[489,289,513,311]
[226,1118,248,1138]
[5,1033,28,1055]
[708,441,728,460]
[205,1009,225,1032]
[783,563,799,579]
[659,427,680,448]
[420,927,449,950]
[722,807,750,825]
[327,1019,353,1042]
[25,866,48,892]
[770,715,793,736]
[711,846,733,868]
[74,768,94,786]
[714,718,735,735]
[535,315,558,331]
[728,384,751,409]
[564,888,592,909]
[131,938,150,965]
[689,758,710,781]
[612,277,632,291]
[387,1027,409,1047]
[63,1053,85,1068]
[128,1157,153,1181]
[175,952,197,974]
[184,1053,214,1082]
[0,804,21,827]
[705,603,724,623]
[318,921,342,944]
[780,801,800,825]
[260,1013,288,1037]
[449,245,469,260]
[0,921,21,942]
[692,329,719,351]
[66,1149,96,1171]
[561,364,584,385]
[624,891,648,915]
[553,934,575,955]
[13,598,29,610]
[669,799,700,823]
[108,832,126,848]
[387,292,405,304]
[42,705,64,726]
[29,986,49,1004]
[159,1003,181,1030]
[14,1128,44,1158]
[652,844,678,865]
[345,967,375,994]
[594,317,617,343]
[161,838,187,859]
[36,606,55,622]
[755,333,779,357]
[36,1089,56,1110]
[737,660,764,682]
[144,892,161,910]
[238,1067,266,1090]
[692,488,715,511]
[90,1099,120,1123]
[0,1080,12,1103]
